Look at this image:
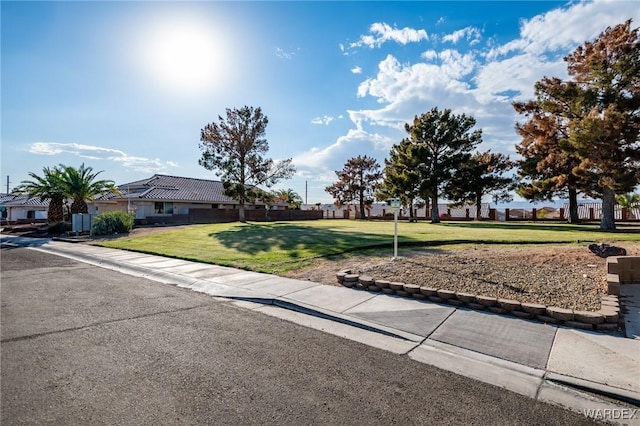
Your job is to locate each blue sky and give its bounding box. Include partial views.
[2,1,638,204]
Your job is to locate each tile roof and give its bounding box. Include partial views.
[0,194,49,207]
[114,174,238,203]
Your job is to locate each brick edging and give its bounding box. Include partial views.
[336,270,621,333]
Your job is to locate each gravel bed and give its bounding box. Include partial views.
[356,247,607,310]
[284,243,640,312]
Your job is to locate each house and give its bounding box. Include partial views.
[91,174,274,223]
[0,194,49,223]
[1,174,320,225]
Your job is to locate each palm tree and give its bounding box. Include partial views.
[59,163,119,214]
[616,193,640,219]
[272,188,302,209]
[15,166,66,223]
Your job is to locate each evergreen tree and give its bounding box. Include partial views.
[199,106,295,222]
[404,107,482,223]
[377,138,424,220]
[325,155,382,220]
[446,151,514,220]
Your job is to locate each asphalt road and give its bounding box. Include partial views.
[1,246,599,425]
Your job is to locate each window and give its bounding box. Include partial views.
[154,202,174,215]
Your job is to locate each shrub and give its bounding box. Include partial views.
[91,211,134,236]
[48,222,72,235]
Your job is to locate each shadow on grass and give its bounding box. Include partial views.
[209,222,421,258]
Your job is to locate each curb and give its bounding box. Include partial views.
[545,372,640,407]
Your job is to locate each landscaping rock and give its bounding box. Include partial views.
[419,287,438,297]
[521,302,547,316]
[588,243,627,258]
[488,306,507,315]
[359,275,375,286]
[343,274,359,282]
[342,280,356,288]
[599,308,620,324]
[546,306,574,321]
[476,296,498,307]
[389,282,405,291]
[512,311,534,320]
[437,289,456,300]
[403,284,421,294]
[536,315,561,325]
[375,279,390,289]
[497,298,521,311]
[456,292,476,303]
[596,323,619,332]
[467,302,486,311]
[573,310,605,325]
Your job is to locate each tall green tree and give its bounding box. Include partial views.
[377,138,424,220]
[199,106,295,222]
[59,163,119,214]
[564,20,640,230]
[272,188,302,209]
[404,107,482,223]
[446,151,514,220]
[325,155,382,220]
[15,166,66,223]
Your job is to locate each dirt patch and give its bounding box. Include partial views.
[282,243,640,311]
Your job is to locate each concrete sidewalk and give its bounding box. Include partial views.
[2,235,639,425]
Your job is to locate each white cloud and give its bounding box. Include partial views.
[351,66,362,74]
[293,127,394,174]
[350,22,428,49]
[311,115,335,126]
[297,0,640,192]
[356,52,476,106]
[28,142,178,174]
[442,26,482,45]
[487,0,639,60]
[275,47,298,59]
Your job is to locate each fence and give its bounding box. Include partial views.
[313,203,639,222]
[136,208,324,225]
[315,203,492,220]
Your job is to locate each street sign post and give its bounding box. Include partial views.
[388,198,401,260]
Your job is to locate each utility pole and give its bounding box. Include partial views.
[6,176,9,194]
[305,180,308,206]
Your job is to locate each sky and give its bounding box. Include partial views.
[2,0,639,205]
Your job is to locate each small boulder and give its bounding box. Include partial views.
[588,243,627,258]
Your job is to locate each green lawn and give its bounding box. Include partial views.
[95,220,640,274]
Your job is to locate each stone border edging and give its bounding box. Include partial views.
[336,270,621,333]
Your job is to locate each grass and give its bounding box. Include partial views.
[95,220,640,274]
